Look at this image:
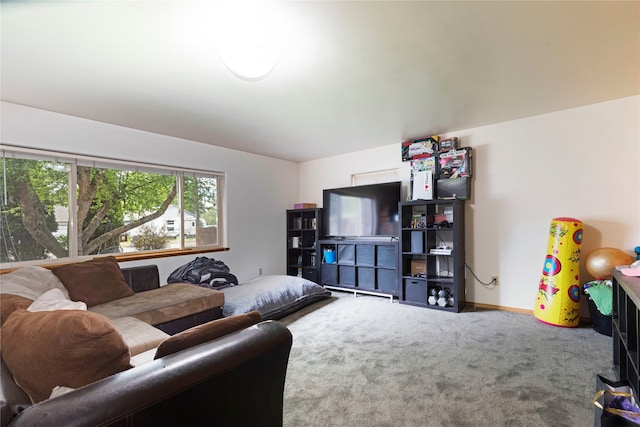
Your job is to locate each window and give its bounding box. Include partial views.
[0,147,225,266]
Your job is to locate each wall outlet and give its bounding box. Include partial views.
[492,276,499,286]
[259,267,263,276]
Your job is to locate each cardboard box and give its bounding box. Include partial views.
[439,137,458,153]
[438,147,472,179]
[294,203,317,209]
[410,259,425,275]
[402,136,439,161]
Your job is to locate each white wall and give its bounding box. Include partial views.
[1,102,299,283]
[299,96,640,311]
[3,97,638,310]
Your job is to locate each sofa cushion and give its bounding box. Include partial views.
[129,348,157,367]
[155,310,262,359]
[51,256,134,307]
[0,265,70,300]
[0,294,33,325]
[110,316,170,356]
[1,309,131,403]
[221,274,332,319]
[89,283,224,326]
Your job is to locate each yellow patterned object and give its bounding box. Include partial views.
[534,217,583,327]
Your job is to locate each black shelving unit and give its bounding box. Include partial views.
[286,208,322,282]
[318,239,399,301]
[612,270,640,398]
[398,199,465,312]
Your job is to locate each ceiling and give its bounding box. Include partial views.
[1,1,638,162]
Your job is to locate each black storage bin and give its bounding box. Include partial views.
[356,245,375,266]
[357,267,375,290]
[377,245,396,268]
[404,278,427,304]
[321,264,338,285]
[587,297,612,336]
[377,269,397,293]
[338,244,355,265]
[339,265,356,286]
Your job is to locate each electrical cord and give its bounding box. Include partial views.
[465,263,497,288]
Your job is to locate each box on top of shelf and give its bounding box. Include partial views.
[402,136,439,161]
[438,137,458,153]
[438,147,472,179]
[294,203,317,209]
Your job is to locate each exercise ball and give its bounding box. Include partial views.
[585,247,634,279]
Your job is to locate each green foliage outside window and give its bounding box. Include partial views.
[1,152,221,264]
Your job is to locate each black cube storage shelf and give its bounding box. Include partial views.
[399,199,466,312]
[286,208,322,282]
[318,239,399,301]
[612,270,640,399]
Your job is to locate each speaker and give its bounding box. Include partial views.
[437,177,471,200]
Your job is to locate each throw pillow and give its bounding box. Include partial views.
[51,256,134,307]
[27,288,87,312]
[0,294,33,325]
[154,310,262,359]
[1,309,131,403]
[0,266,70,300]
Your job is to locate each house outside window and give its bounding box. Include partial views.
[0,147,225,266]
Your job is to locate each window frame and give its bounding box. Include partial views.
[0,145,227,268]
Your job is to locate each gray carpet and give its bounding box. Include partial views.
[279,291,614,427]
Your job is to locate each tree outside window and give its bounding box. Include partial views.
[0,151,222,265]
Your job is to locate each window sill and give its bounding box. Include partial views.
[0,247,230,273]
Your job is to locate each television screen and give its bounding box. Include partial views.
[323,181,401,238]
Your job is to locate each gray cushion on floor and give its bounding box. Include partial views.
[221,275,331,320]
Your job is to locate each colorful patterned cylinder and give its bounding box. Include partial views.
[534,217,583,327]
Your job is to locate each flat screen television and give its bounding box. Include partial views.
[323,181,401,238]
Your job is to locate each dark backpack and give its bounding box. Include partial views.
[167,256,238,289]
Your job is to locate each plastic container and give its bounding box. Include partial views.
[582,280,613,336]
[323,249,336,264]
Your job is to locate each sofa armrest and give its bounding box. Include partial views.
[0,356,30,427]
[6,320,293,427]
[120,265,160,293]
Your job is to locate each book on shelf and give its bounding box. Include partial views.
[429,248,452,255]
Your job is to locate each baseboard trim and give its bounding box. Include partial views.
[465,301,532,315]
[466,301,592,324]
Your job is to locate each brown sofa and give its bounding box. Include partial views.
[0,259,293,426]
[1,320,293,427]
[1,259,225,356]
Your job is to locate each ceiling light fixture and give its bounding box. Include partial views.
[217,1,278,81]
[219,37,277,81]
